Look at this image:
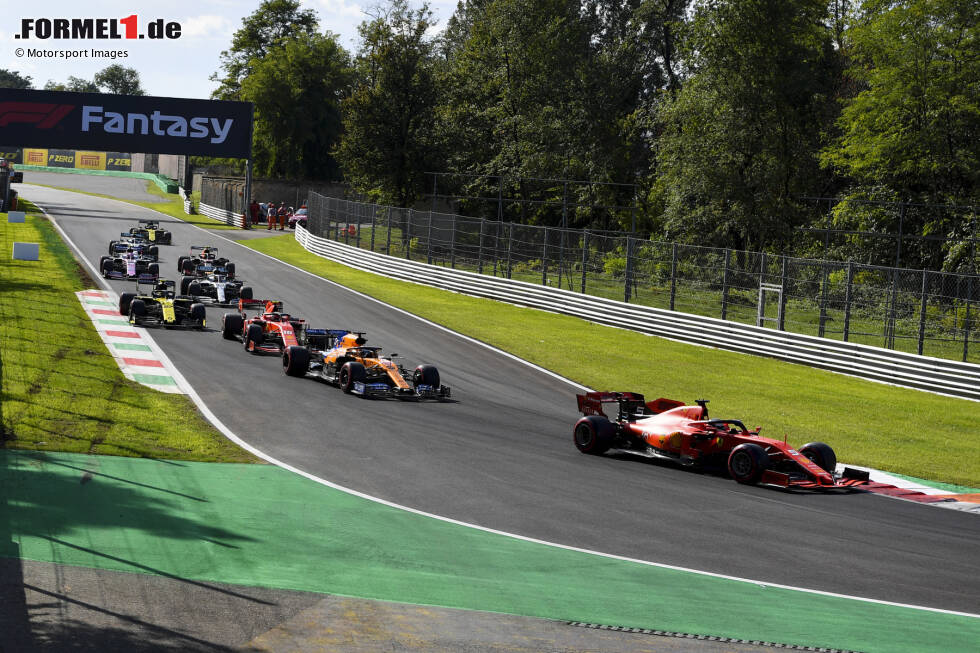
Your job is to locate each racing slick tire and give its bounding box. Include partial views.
[188,281,202,297]
[244,323,264,353]
[99,256,110,271]
[727,443,770,485]
[148,246,159,258]
[412,364,440,389]
[573,416,616,455]
[221,313,244,340]
[118,292,136,316]
[177,256,189,273]
[129,299,147,324]
[148,263,159,276]
[180,276,194,295]
[108,240,117,254]
[101,259,113,277]
[283,346,310,377]
[182,260,196,275]
[340,361,367,394]
[799,442,837,474]
[225,262,236,276]
[189,303,206,330]
[240,286,253,300]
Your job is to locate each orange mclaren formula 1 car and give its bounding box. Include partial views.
[221,299,314,354]
[282,329,451,400]
[573,392,868,489]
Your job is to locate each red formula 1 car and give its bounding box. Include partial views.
[573,392,868,489]
[220,298,313,354]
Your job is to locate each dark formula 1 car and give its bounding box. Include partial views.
[99,251,159,280]
[281,329,450,400]
[109,234,158,261]
[180,273,253,305]
[129,220,172,245]
[221,299,310,354]
[573,392,868,489]
[118,278,207,329]
[177,246,236,278]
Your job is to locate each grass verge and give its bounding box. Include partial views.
[0,202,259,463]
[240,234,980,488]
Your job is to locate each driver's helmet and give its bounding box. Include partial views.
[155,281,168,292]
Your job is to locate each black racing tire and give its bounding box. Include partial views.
[240,286,253,300]
[177,256,189,273]
[118,292,135,316]
[339,361,367,394]
[99,256,110,271]
[182,260,196,275]
[412,364,440,388]
[225,262,236,276]
[108,241,117,254]
[188,281,202,297]
[189,303,206,329]
[148,245,159,258]
[129,299,146,324]
[148,262,159,276]
[162,233,172,245]
[283,345,311,377]
[728,443,770,485]
[244,323,264,353]
[221,313,243,340]
[101,259,113,277]
[573,416,616,455]
[799,442,837,474]
[180,276,194,295]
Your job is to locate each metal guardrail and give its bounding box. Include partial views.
[199,202,245,228]
[294,225,980,401]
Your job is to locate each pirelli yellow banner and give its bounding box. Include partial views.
[23,148,48,166]
[75,151,107,170]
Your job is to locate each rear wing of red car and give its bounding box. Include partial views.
[238,298,283,314]
[577,392,687,420]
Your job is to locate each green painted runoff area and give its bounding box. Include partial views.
[1,451,975,653]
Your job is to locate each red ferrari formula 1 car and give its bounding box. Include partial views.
[573,392,868,489]
[221,298,313,354]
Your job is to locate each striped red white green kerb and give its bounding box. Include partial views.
[75,289,184,394]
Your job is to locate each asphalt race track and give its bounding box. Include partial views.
[22,182,980,616]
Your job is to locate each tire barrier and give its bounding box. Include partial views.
[294,225,980,401]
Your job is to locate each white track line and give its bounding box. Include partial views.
[27,188,980,620]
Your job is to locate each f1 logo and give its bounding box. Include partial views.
[0,102,75,128]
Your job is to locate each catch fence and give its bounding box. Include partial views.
[306,193,979,364]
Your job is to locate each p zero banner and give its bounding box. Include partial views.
[106,152,131,171]
[0,88,253,159]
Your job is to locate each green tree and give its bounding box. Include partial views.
[212,0,319,100]
[240,33,351,179]
[0,69,32,89]
[653,0,839,251]
[44,76,99,92]
[336,1,441,207]
[823,0,980,205]
[94,65,145,95]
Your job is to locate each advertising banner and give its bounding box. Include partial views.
[23,148,48,166]
[46,148,75,168]
[0,147,21,163]
[0,88,253,158]
[75,150,107,170]
[106,152,131,171]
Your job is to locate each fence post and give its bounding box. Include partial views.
[426,211,433,265]
[721,249,731,320]
[386,206,392,256]
[581,230,589,294]
[370,205,376,252]
[779,256,789,331]
[918,269,928,355]
[355,204,361,249]
[344,205,351,246]
[843,262,854,342]
[477,218,486,274]
[964,276,973,362]
[669,243,678,311]
[624,236,634,303]
[884,270,898,349]
[450,214,457,269]
[506,222,513,279]
[818,261,829,338]
[542,228,549,286]
[405,209,413,260]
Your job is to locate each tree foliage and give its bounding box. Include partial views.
[0,69,33,89]
[44,76,100,93]
[335,0,441,207]
[241,33,351,179]
[93,65,145,95]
